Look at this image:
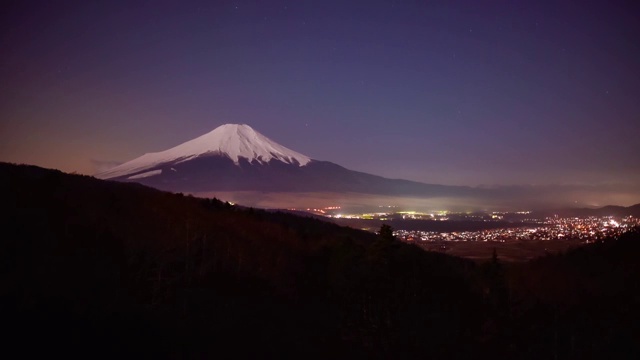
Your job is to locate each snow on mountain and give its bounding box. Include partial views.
[127,169,162,179]
[97,124,311,179]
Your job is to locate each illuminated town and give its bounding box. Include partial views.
[293,206,640,244]
[391,215,638,243]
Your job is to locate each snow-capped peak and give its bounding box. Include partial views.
[97,124,311,179]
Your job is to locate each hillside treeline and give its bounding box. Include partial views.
[1,163,638,359]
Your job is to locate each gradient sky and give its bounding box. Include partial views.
[1,0,639,187]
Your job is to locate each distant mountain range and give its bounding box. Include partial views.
[96,124,639,210]
[97,124,479,197]
[538,204,640,218]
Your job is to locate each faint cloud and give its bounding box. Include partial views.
[91,159,121,174]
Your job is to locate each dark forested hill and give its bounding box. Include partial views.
[0,163,480,358]
[1,162,638,359]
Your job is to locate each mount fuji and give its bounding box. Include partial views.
[97,124,476,198]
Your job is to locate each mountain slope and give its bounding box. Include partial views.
[97,124,310,180]
[0,162,481,358]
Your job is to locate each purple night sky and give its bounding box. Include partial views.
[1,0,639,190]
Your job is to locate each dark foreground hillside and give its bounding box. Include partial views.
[1,163,638,359]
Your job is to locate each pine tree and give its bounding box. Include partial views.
[379,224,395,242]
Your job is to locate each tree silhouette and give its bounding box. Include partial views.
[483,248,509,317]
[379,224,395,242]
